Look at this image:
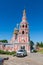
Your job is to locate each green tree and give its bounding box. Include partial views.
[36,42,39,46]
[39,42,43,47]
[30,41,34,50]
[36,42,43,47]
[0,40,8,43]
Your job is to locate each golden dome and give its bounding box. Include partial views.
[14,28,19,34]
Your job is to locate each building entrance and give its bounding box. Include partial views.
[21,46,25,50]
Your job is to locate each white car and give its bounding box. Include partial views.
[16,49,27,57]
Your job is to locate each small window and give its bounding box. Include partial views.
[22,31,24,34]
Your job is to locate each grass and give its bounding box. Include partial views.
[38,49,43,54]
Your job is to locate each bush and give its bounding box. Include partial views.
[33,50,37,53]
[0,50,16,55]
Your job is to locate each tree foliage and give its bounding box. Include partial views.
[36,42,43,47]
[0,40,8,43]
[30,41,34,46]
[30,41,34,50]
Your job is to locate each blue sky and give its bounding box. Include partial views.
[0,0,43,43]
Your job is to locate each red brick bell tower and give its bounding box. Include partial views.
[17,9,30,52]
[18,9,30,43]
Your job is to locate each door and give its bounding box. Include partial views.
[21,46,25,50]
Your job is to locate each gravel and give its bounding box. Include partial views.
[0,53,43,65]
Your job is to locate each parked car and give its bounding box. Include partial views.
[16,49,27,57]
[0,58,4,65]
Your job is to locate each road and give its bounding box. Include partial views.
[0,53,43,65]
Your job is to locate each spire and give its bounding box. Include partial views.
[22,9,26,21]
[23,9,26,16]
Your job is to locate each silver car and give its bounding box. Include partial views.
[16,49,27,57]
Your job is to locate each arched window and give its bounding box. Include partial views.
[22,25,24,28]
[21,46,25,50]
[26,32,28,34]
[25,24,27,28]
[22,31,24,34]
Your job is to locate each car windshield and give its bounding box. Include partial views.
[18,50,24,52]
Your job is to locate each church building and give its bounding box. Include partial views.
[10,9,30,52]
[0,9,30,52]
